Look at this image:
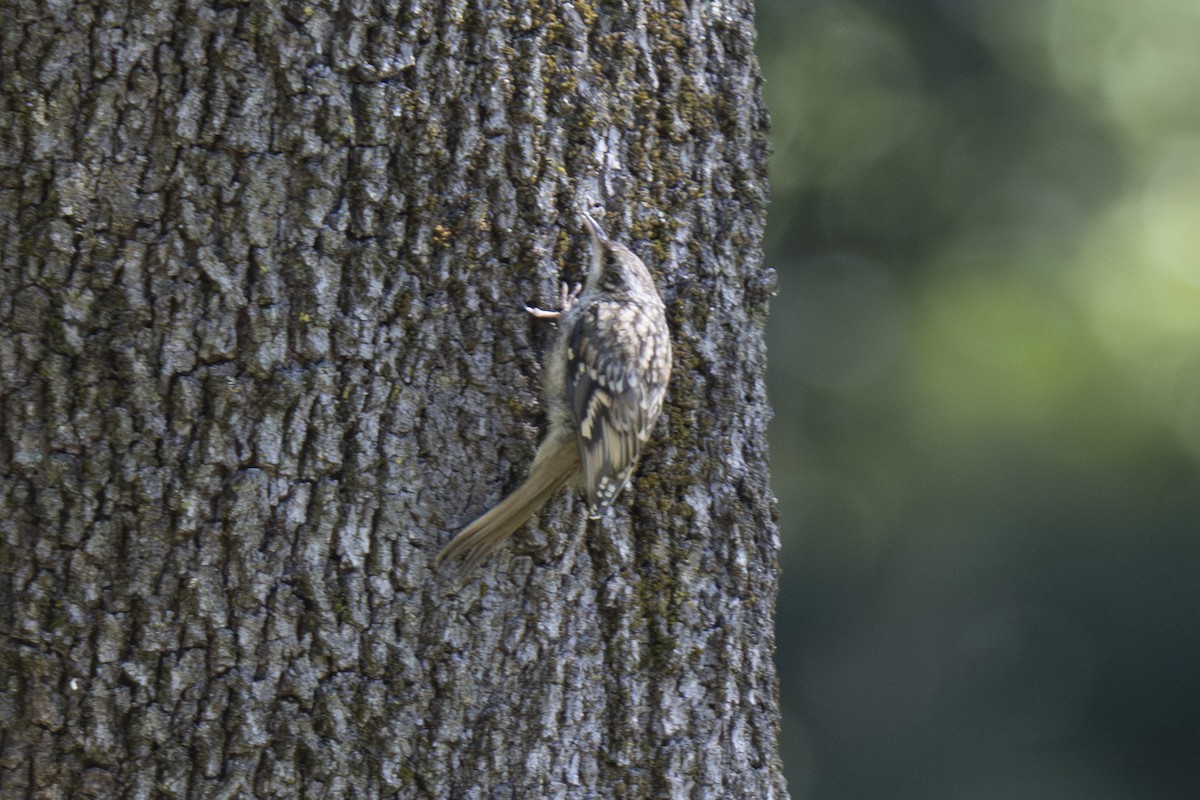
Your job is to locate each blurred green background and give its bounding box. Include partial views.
[759,0,1200,797]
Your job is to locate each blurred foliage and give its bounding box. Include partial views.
[759,1,1200,797]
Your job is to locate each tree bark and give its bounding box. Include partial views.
[0,0,780,797]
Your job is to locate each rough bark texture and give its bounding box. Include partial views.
[0,0,779,797]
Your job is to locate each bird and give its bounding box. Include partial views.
[435,211,672,574]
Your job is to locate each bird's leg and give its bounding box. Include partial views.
[525,281,583,319]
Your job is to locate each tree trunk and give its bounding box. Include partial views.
[0,0,780,797]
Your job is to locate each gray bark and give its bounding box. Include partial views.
[0,0,780,797]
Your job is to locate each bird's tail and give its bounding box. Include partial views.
[435,438,579,575]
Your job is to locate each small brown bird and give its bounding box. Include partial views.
[435,211,672,574]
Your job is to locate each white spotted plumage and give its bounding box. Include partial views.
[567,293,669,518]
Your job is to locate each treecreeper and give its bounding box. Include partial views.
[436,211,673,574]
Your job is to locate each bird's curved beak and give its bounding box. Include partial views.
[580,210,609,245]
